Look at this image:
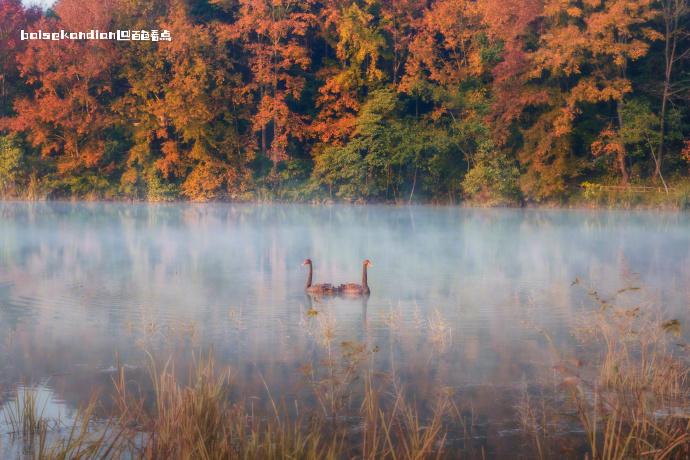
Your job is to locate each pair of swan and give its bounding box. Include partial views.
[303,259,372,296]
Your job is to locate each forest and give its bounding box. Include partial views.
[0,0,689,205]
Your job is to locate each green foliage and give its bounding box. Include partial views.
[146,169,179,202]
[0,135,24,195]
[462,148,522,206]
[619,99,660,158]
[312,89,399,200]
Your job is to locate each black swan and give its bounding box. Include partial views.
[339,259,372,296]
[303,259,339,295]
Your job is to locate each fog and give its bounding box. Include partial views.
[1,202,689,449]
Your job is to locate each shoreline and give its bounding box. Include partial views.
[1,196,688,212]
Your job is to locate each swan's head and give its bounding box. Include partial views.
[363,259,373,267]
[302,258,312,266]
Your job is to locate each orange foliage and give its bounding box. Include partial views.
[533,0,658,131]
[117,0,252,198]
[682,141,690,169]
[592,125,629,184]
[8,0,117,173]
[233,0,316,164]
[312,1,387,144]
[401,0,484,94]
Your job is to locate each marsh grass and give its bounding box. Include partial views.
[2,388,125,459]
[569,300,690,459]
[3,387,49,441]
[519,283,690,459]
[577,180,690,209]
[106,349,454,459]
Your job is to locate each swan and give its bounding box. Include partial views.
[303,259,339,295]
[339,259,372,296]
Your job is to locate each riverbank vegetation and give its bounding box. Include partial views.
[1,285,688,458]
[1,0,690,206]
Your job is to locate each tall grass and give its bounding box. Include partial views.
[519,284,690,459]
[3,387,49,440]
[577,180,690,209]
[569,290,690,459]
[108,349,453,459]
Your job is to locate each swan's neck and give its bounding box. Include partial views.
[306,264,313,289]
[362,263,369,291]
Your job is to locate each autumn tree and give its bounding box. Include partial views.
[400,0,507,201]
[400,0,488,120]
[0,0,40,115]
[654,0,690,180]
[312,0,388,144]
[8,0,119,195]
[528,0,658,191]
[479,0,544,145]
[115,0,251,201]
[233,0,317,168]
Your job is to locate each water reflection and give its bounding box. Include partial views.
[1,203,689,453]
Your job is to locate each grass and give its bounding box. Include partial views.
[575,180,690,210]
[1,285,689,458]
[3,387,49,440]
[567,288,690,459]
[112,351,454,459]
[518,283,690,459]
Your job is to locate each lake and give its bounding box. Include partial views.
[1,202,689,456]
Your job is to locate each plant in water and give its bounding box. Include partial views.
[3,387,49,440]
[549,283,690,459]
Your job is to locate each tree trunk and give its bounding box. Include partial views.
[617,101,629,185]
[261,124,266,157]
[657,0,690,180]
[657,0,673,180]
[617,151,629,185]
[408,165,417,204]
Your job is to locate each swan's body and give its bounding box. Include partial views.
[303,259,340,296]
[339,260,372,296]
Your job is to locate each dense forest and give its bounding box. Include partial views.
[0,0,689,204]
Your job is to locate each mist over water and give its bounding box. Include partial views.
[1,202,689,452]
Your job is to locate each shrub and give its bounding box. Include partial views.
[0,134,25,196]
[462,150,522,206]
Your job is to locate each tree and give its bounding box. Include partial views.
[0,133,23,194]
[8,0,118,186]
[655,0,690,180]
[0,0,39,115]
[116,0,251,201]
[399,0,499,201]
[479,0,544,145]
[400,0,487,121]
[521,0,658,195]
[234,0,316,167]
[312,0,388,145]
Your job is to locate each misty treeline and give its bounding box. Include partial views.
[0,0,689,204]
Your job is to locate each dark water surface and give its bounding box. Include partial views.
[1,202,689,455]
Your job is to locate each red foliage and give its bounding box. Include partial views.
[8,0,117,173]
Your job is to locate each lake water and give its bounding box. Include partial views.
[1,202,689,455]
